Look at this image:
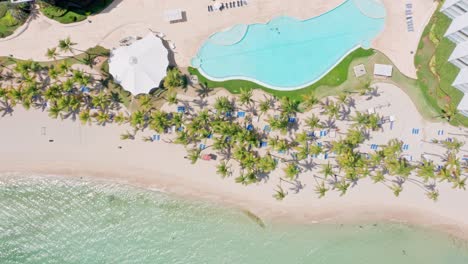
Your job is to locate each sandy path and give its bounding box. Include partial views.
[0,82,467,239]
[0,0,434,78]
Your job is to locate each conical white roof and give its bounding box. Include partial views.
[109,33,168,95]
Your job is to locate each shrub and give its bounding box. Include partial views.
[0,3,8,19]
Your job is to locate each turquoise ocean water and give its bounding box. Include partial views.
[192,0,386,89]
[1,174,468,264]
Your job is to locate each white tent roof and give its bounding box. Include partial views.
[109,33,168,95]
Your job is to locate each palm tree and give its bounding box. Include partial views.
[58,37,76,54]
[239,88,254,107]
[320,163,334,178]
[301,91,319,110]
[213,96,234,116]
[314,181,329,198]
[120,131,135,140]
[138,94,153,111]
[79,109,91,125]
[257,153,277,173]
[164,68,184,89]
[417,160,435,182]
[305,114,322,131]
[258,99,271,119]
[426,190,439,201]
[130,110,146,130]
[280,96,299,116]
[46,48,59,61]
[273,184,287,201]
[216,161,231,178]
[440,103,458,122]
[390,184,403,197]
[187,148,201,164]
[283,162,300,180]
[166,92,178,105]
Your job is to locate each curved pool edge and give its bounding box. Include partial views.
[196,44,365,91]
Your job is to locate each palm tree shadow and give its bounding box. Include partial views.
[288,180,305,194]
[298,158,316,171]
[192,98,208,109]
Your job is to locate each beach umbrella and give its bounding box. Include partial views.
[109,33,169,95]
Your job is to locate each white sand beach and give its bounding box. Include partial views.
[0,0,434,78]
[1,82,467,239]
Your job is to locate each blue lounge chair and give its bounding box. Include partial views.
[288,117,296,123]
[225,111,232,117]
[199,144,206,150]
[437,130,444,136]
[259,141,268,148]
[177,106,185,113]
[237,111,246,118]
[152,134,160,141]
[246,124,254,131]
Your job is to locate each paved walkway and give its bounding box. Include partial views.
[0,0,436,78]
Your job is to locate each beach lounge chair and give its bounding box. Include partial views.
[402,144,409,151]
[225,111,232,117]
[259,141,268,148]
[288,117,296,123]
[177,106,185,113]
[152,134,161,141]
[246,124,254,131]
[199,144,206,150]
[237,111,246,118]
[411,128,420,135]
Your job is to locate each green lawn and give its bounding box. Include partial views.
[0,11,21,38]
[414,6,468,126]
[40,0,114,24]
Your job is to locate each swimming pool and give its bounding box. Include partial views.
[191,0,386,90]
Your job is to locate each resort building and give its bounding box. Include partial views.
[444,12,468,43]
[458,94,468,116]
[441,0,468,19]
[452,68,468,93]
[443,2,468,117]
[448,41,468,68]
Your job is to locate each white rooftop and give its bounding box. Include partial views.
[374,64,393,77]
[457,93,468,111]
[453,68,468,85]
[449,40,468,60]
[445,12,468,36]
[109,33,169,95]
[164,9,183,22]
[441,0,462,11]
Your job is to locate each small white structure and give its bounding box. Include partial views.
[164,9,183,23]
[445,12,468,43]
[353,64,367,77]
[441,0,468,19]
[448,40,468,68]
[457,93,468,116]
[109,33,169,95]
[373,64,393,77]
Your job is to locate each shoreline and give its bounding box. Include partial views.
[2,169,468,242]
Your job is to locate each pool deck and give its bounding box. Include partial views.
[0,0,435,79]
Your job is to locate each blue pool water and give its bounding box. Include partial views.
[192,0,386,90]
